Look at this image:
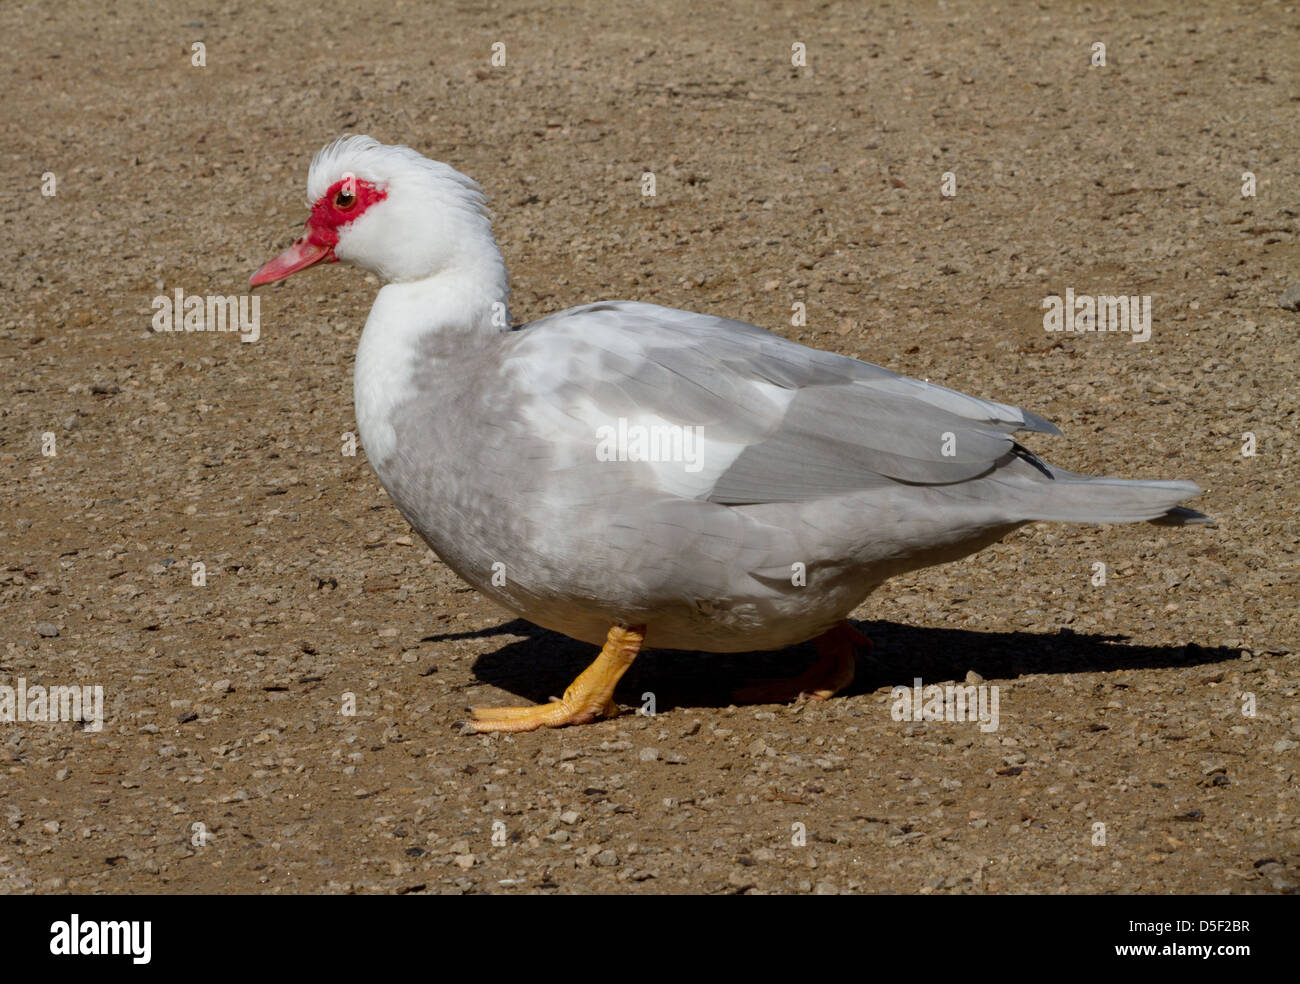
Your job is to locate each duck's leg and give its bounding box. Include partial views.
[466,624,646,733]
[733,621,869,705]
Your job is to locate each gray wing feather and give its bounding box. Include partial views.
[512,301,1056,504]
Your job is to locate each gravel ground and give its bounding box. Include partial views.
[1,0,1297,894]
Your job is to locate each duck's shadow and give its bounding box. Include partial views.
[424,619,1239,712]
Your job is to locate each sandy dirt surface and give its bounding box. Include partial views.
[1,0,1297,894]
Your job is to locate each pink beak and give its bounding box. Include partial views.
[249,235,334,286]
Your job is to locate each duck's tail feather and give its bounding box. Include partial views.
[1010,466,1211,526]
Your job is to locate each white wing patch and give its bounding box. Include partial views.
[519,377,796,501]
[597,410,746,499]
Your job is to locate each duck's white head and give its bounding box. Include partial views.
[250,135,507,293]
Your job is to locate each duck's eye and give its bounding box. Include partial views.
[334,188,356,209]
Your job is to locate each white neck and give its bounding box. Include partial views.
[353,256,509,467]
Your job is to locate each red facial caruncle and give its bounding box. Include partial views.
[250,175,388,286]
